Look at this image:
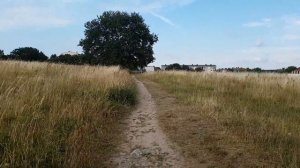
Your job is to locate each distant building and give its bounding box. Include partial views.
[217,68,229,72]
[145,66,155,72]
[61,51,80,56]
[144,66,160,72]
[161,64,217,72]
[292,68,300,74]
[161,65,168,70]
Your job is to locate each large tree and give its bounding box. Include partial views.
[79,11,158,70]
[9,47,48,61]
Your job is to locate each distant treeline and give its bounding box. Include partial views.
[219,67,298,73]
[164,63,298,73]
[0,47,98,65]
[0,48,298,73]
[164,63,203,71]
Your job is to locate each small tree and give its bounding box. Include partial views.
[0,50,4,57]
[252,67,262,72]
[0,50,7,60]
[79,11,158,70]
[182,65,191,71]
[54,54,84,65]
[195,67,204,72]
[50,54,58,60]
[9,47,48,61]
[165,63,182,70]
[284,66,297,73]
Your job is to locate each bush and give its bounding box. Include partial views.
[9,47,48,61]
[108,86,137,106]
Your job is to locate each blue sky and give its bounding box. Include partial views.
[1,0,300,68]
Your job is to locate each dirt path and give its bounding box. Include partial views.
[112,78,185,167]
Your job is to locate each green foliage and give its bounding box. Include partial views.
[0,50,8,60]
[284,66,297,73]
[108,86,137,106]
[166,63,183,70]
[165,63,192,71]
[50,54,57,60]
[49,54,84,65]
[195,67,204,72]
[79,11,158,70]
[252,67,262,72]
[9,47,48,61]
[48,53,100,65]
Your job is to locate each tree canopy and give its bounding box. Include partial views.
[79,11,158,70]
[165,63,192,71]
[9,47,48,61]
[284,66,297,73]
[49,54,85,65]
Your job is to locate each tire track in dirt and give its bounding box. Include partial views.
[112,78,185,167]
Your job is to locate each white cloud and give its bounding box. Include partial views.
[283,16,300,26]
[150,12,176,27]
[243,18,272,27]
[283,34,300,40]
[240,46,300,68]
[255,39,265,47]
[0,6,71,31]
[281,15,300,41]
[99,0,195,12]
[0,0,194,30]
[98,0,195,26]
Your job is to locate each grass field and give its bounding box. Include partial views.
[0,61,136,167]
[140,71,300,167]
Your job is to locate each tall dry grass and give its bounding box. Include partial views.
[0,61,136,167]
[141,71,300,167]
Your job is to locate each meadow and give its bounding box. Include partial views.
[140,71,300,167]
[0,61,136,167]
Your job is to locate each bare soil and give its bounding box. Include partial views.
[112,78,185,167]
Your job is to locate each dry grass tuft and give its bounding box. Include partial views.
[140,71,300,167]
[0,61,136,167]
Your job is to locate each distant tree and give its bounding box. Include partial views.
[0,50,4,57]
[52,54,84,65]
[9,47,48,61]
[284,66,297,73]
[81,54,98,65]
[165,63,182,70]
[195,67,204,72]
[79,11,158,70]
[252,67,262,72]
[50,54,57,60]
[0,50,7,60]
[182,65,191,71]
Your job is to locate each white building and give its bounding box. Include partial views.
[61,51,80,56]
[161,64,217,72]
[161,65,168,70]
[145,66,156,72]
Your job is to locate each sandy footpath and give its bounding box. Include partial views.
[112,78,185,167]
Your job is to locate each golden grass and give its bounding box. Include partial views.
[0,61,136,167]
[140,71,300,167]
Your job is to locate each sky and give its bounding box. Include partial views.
[1,0,300,69]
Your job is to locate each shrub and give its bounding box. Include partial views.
[108,86,137,106]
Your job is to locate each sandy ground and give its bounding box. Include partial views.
[112,78,185,167]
